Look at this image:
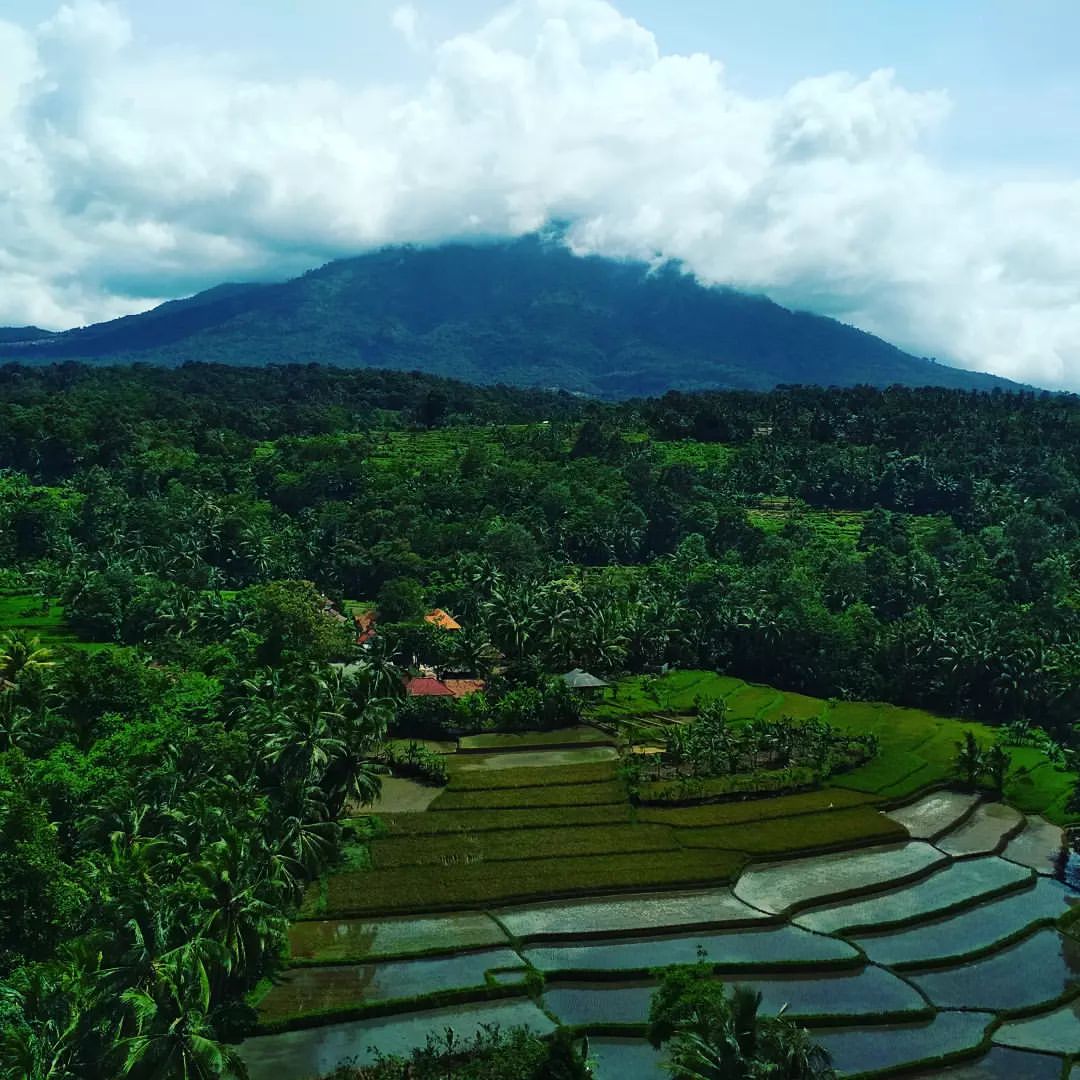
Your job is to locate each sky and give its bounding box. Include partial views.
[2,2,1079,389]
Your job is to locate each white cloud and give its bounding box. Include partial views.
[391,4,424,50]
[0,0,1078,388]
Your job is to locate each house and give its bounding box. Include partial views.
[443,678,486,698]
[561,668,610,697]
[425,608,462,631]
[404,676,456,698]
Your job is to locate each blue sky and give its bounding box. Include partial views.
[10,0,1079,172]
[1,1,1079,387]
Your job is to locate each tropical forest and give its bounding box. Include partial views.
[0,362,1076,1080]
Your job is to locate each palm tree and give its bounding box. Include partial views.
[0,630,55,684]
[983,744,1012,796]
[119,951,245,1080]
[0,692,44,753]
[650,967,835,1080]
[954,731,984,790]
[190,833,288,982]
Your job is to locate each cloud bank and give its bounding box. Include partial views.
[1,0,1079,388]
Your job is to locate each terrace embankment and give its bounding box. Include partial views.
[241,672,1080,1078]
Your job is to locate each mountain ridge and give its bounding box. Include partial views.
[0,237,1023,397]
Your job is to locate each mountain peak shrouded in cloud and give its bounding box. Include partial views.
[0,1,1078,389]
[0,237,1024,396]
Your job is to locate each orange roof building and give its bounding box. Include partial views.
[425,608,461,631]
[443,678,485,698]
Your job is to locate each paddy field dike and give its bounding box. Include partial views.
[239,671,1080,1079]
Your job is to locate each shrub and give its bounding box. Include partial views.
[324,1025,590,1080]
[384,740,449,786]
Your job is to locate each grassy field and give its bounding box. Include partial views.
[0,592,110,652]
[308,669,1077,923]
[310,848,748,916]
[593,672,1078,824]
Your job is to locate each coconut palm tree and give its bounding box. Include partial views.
[954,731,984,790]
[0,630,55,684]
[983,744,1012,796]
[119,951,245,1080]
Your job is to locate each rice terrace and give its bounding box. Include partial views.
[239,671,1080,1079]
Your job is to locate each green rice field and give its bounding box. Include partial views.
[244,670,1080,1077]
[0,591,110,651]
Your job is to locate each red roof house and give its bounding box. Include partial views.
[404,676,456,698]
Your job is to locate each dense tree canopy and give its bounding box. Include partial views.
[0,363,1077,1078]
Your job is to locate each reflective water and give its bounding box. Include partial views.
[795,856,1030,935]
[903,1046,1063,1079]
[886,792,980,840]
[587,1037,666,1079]
[910,928,1080,1012]
[524,924,857,973]
[288,912,507,963]
[735,842,946,915]
[258,948,525,1021]
[1003,816,1065,876]
[238,999,556,1080]
[543,966,925,1026]
[816,1011,994,1077]
[498,887,767,939]
[994,999,1080,1055]
[852,877,1077,967]
[937,803,1025,857]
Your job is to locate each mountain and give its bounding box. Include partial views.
[0,237,1020,396]
[0,326,57,343]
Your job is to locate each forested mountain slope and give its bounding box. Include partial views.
[0,237,1019,396]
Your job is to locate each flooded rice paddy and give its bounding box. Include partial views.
[851,876,1077,967]
[240,999,556,1079]
[243,788,1080,1078]
[793,856,1031,935]
[936,802,1025,857]
[523,923,857,973]
[734,841,947,914]
[908,928,1080,1013]
[258,949,526,1020]
[885,791,980,840]
[498,886,767,939]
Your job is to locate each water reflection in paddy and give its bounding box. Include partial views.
[851,877,1076,967]
[543,966,925,1026]
[994,998,1080,1055]
[498,887,766,939]
[735,842,945,915]
[288,912,508,962]
[900,1046,1062,1079]
[815,1011,994,1077]
[587,1037,666,1079]
[910,928,1080,1012]
[524,923,857,973]
[258,948,525,1021]
[238,999,556,1080]
[937,803,1024,857]
[794,857,1030,935]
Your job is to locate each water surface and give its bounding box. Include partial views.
[852,877,1076,967]
[524,923,857,973]
[794,857,1029,934]
[910,928,1080,1012]
[735,842,945,915]
[239,999,556,1080]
